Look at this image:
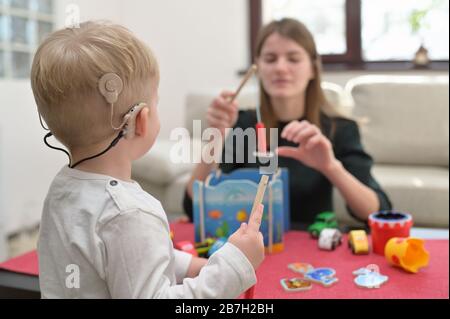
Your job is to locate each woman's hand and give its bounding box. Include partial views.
[186,91,239,199]
[207,91,239,138]
[277,120,339,174]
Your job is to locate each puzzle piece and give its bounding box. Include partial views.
[304,268,338,287]
[353,265,389,289]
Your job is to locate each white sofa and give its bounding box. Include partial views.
[133,76,449,228]
[336,75,449,228]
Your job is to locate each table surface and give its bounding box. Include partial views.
[171,223,449,299]
[0,224,448,299]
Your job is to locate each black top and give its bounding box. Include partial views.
[183,111,392,228]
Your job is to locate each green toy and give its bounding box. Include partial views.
[195,238,216,257]
[308,212,339,238]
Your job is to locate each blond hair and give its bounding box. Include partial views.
[31,21,159,149]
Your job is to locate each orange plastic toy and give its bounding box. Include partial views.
[384,237,430,273]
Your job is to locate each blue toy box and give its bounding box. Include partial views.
[193,168,290,253]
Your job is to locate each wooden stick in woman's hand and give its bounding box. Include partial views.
[229,64,258,104]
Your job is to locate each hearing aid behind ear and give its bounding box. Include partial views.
[99,73,124,104]
[98,73,146,139]
[122,103,147,140]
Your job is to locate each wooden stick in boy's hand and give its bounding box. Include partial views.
[229,175,268,270]
[247,203,265,234]
[243,176,268,299]
[248,175,269,232]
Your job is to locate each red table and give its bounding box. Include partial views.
[171,223,449,299]
[1,223,448,299]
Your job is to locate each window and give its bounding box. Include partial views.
[262,0,347,55]
[0,0,54,79]
[361,0,449,61]
[250,0,449,70]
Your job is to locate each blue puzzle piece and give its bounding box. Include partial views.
[304,268,338,287]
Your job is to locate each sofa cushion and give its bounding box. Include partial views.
[164,172,191,216]
[348,76,449,167]
[334,164,449,228]
[133,140,196,186]
[373,165,449,227]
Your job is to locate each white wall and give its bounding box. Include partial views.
[122,0,249,138]
[56,0,249,138]
[0,0,248,240]
[0,81,67,236]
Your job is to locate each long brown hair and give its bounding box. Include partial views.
[255,18,332,142]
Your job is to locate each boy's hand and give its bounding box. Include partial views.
[228,204,265,270]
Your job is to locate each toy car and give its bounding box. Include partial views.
[175,241,199,257]
[308,212,339,238]
[318,228,343,251]
[348,230,370,255]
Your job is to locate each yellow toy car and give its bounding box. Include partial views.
[348,230,370,255]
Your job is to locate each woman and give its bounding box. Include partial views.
[183,18,391,227]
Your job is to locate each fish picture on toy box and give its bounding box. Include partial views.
[193,168,289,253]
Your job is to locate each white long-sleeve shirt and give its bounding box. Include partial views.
[38,166,256,299]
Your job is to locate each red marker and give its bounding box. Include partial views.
[256,102,267,154]
[256,122,267,154]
